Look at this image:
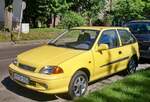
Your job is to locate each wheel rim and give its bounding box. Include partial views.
[73,75,87,97]
[129,59,136,73]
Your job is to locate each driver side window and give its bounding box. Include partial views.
[99,30,120,49]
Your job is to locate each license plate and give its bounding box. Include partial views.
[13,73,29,84]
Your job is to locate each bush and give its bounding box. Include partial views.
[59,11,86,29]
[103,15,113,26]
[92,18,105,26]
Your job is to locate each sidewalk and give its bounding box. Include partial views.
[0,39,49,49]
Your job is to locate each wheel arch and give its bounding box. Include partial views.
[77,68,91,81]
[131,54,139,67]
[71,67,91,81]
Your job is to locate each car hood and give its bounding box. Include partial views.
[17,45,84,67]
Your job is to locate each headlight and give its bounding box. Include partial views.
[40,66,64,75]
[13,58,18,65]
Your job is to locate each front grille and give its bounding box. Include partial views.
[18,63,36,72]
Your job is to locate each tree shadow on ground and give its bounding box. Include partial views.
[1,76,68,101]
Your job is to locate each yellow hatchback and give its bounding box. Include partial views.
[9,27,139,99]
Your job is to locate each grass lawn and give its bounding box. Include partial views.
[75,68,150,102]
[0,28,64,42]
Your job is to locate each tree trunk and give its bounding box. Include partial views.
[53,14,56,27]
[4,6,13,32]
[87,16,92,26]
[89,18,92,26]
[32,17,36,28]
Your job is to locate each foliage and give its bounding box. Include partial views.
[68,0,106,25]
[82,0,106,25]
[47,0,71,27]
[103,14,113,26]
[24,0,70,27]
[23,0,50,27]
[75,68,150,102]
[48,0,70,15]
[59,11,86,29]
[92,18,105,26]
[113,0,146,25]
[22,0,150,27]
[143,0,150,18]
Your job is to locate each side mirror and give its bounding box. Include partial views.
[98,44,109,51]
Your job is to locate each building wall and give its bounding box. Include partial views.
[0,0,22,30]
[0,0,5,23]
[13,0,22,22]
[0,0,22,23]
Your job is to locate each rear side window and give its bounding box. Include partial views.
[99,30,120,49]
[118,29,136,45]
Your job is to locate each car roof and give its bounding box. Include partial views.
[72,26,129,31]
[129,20,150,23]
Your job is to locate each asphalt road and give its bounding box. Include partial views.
[0,44,150,102]
[0,44,68,102]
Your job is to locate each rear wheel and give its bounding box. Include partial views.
[68,71,88,99]
[126,57,137,74]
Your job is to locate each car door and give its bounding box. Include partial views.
[93,29,125,80]
[116,29,138,69]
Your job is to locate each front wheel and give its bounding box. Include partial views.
[68,71,88,99]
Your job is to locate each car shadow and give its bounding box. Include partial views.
[1,76,59,101]
[139,58,150,64]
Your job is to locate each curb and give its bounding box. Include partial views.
[15,39,49,44]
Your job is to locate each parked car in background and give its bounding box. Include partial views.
[125,20,150,59]
[9,27,139,99]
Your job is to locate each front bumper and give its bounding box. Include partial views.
[9,64,70,94]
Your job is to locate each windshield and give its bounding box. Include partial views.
[127,22,150,34]
[49,29,100,50]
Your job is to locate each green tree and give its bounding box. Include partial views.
[68,0,105,25]
[24,0,70,27]
[143,0,150,19]
[82,0,106,25]
[48,0,71,27]
[24,0,50,27]
[113,0,145,25]
[59,11,86,29]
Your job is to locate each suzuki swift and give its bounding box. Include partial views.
[9,27,139,99]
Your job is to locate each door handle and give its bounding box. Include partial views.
[118,51,122,54]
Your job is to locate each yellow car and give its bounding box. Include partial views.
[9,27,139,99]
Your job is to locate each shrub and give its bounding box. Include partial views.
[103,15,113,26]
[59,11,86,29]
[92,18,105,26]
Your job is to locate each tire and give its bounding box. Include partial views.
[126,57,137,74]
[68,71,88,99]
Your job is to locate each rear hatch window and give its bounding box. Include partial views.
[127,22,150,34]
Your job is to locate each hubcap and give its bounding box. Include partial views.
[129,59,136,73]
[73,76,87,97]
